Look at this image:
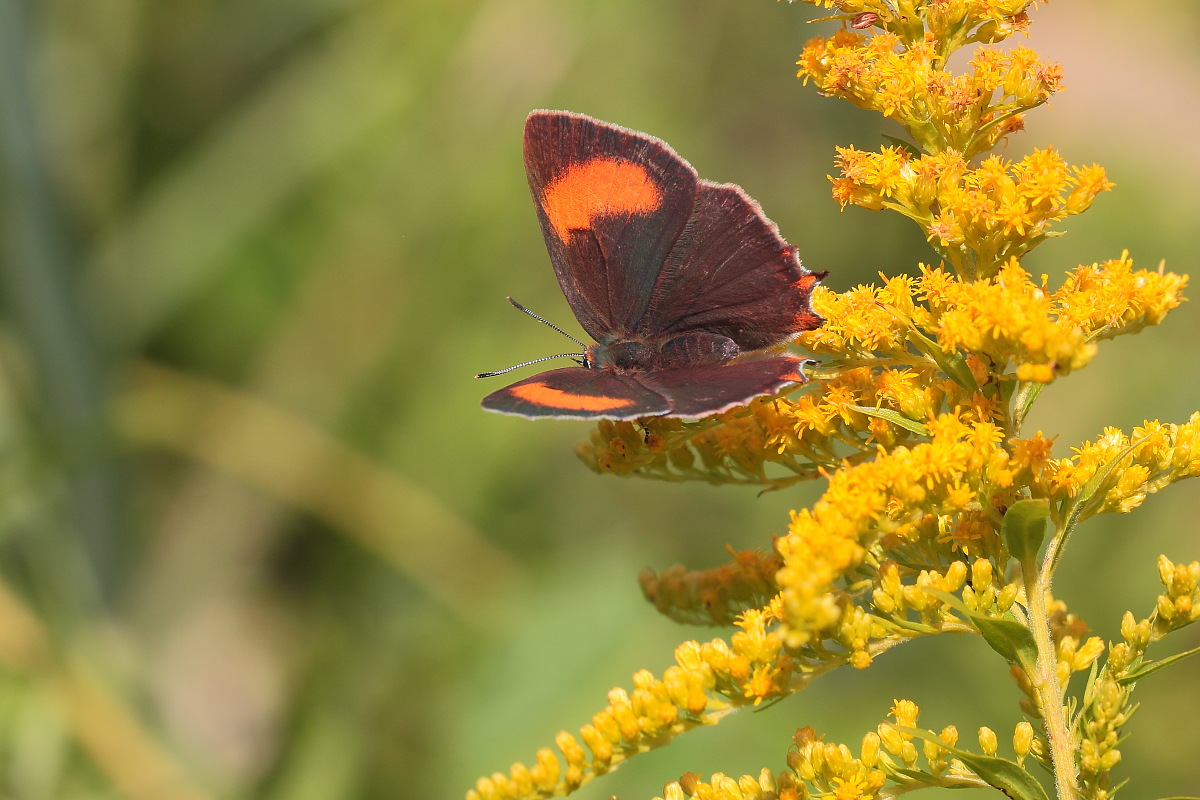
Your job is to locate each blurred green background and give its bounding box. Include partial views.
[0,0,1198,797]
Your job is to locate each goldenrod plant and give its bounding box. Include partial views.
[469,2,1197,799]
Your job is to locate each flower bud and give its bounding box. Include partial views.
[978,726,998,756]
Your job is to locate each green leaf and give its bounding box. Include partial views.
[923,588,1038,674]
[1011,381,1044,438]
[971,614,1039,675]
[905,326,979,393]
[849,405,930,437]
[880,133,922,159]
[1002,499,1049,569]
[900,727,1051,800]
[1119,644,1200,684]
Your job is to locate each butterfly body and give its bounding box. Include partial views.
[587,330,740,372]
[481,111,825,420]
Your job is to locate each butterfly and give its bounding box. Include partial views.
[478,110,825,419]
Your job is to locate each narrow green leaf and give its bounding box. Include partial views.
[1119,644,1200,684]
[1002,499,1049,568]
[1056,435,1149,569]
[905,326,979,393]
[970,614,1039,675]
[1012,381,1045,432]
[849,405,930,437]
[923,588,1038,673]
[900,727,1051,800]
[1080,659,1101,715]
[880,133,922,159]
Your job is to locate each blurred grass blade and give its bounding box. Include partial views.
[114,361,526,623]
[0,577,214,800]
[0,0,123,603]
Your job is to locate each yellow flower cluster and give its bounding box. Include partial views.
[777,409,1012,649]
[467,609,797,800]
[662,700,1042,800]
[874,557,1019,622]
[474,2,1199,798]
[579,258,1187,502]
[831,147,1112,277]
[797,28,1057,158]
[577,401,818,486]
[1029,414,1200,516]
[1075,557,1200,796]
[791,4,1100,280]
[787,724,887,799]
[1154,554,1200,631]
[794,0,1036,53]
[639,548,783,626]
[806,254,1184,386]
[656,768,795,800]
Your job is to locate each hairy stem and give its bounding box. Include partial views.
[1027,531,1079,799]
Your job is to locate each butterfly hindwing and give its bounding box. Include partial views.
[480,367,670,420]
[644,357,810,418]
[523,111,698,340]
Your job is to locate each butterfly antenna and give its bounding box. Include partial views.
[505,296,587,348]
[475,297,591,379]
[475,353,583,379]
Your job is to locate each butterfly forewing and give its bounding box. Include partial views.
[523,111,698,339]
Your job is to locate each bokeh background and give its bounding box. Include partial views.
[1,0,1198,797]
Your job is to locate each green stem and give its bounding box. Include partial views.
[1025,532,1078,799]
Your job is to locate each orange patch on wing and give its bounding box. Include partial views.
[511,381,635,411]
[792,310,823,332]
[783,366,808,383]
[541,158,662,242]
